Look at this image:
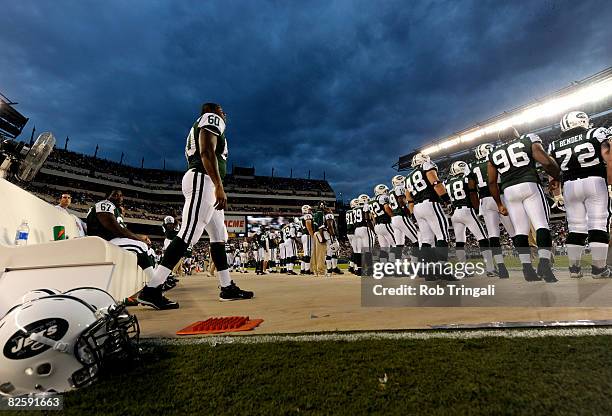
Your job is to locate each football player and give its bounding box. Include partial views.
[162,216,179,252]
[353,194,376,276]
[87,190,156,286]
[389,175,419,263]
[140,102,253,309]
[323,206,343,275]
[346,199,359,273]
[548,111,612,278]
[300,205,315,275]
[239,239,249,273]
[444,161,495,276]
[405,153,452,278]
[371,184,397,263]
[488,127,561,282]
[225,241,235,272]
[470,143,514,278]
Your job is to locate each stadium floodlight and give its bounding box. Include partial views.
[420,75,612,156]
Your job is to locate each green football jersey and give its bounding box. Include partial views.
[345,209,356,234]
[389,185,407,216]
[406,161,438,204]
[185,112,228,179]
[548,127,609,182]
[444,175,471,208]
[469,158,491,198]
[313,210,324,229]
[86,199,124,241]
[370,195,392,224]
[488,134,541,192]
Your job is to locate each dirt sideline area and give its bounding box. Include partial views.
[132,271,612,338]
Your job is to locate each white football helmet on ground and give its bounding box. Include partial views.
[0,293,139,397]
[475,143,493,160]
[374,184,389,196]
[561,111,590,132]
[391,175,406,187]
[449,161,468,177]
[411,152,430,167]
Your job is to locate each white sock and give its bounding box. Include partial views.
[519,254,531,264]
[326,259,332,269]
[218,269,232,287]
[482,250,494,272]
[538,249,551,260]
[591,242,608,268]
[494,254,503,264]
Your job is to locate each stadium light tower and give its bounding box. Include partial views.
[420,69,612,156]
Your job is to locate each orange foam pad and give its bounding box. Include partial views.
[176,316,264,335]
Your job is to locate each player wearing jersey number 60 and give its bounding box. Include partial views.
[138,102,253,310]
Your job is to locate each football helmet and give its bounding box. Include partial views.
[163,216,174,224]
[301,205,312,214]
[411,152,430,167]
[2,289,61,320]
[374,184,389,196]
[0,295,105,396]
[358,194,370,205]
[449,161,468,177]
[350,198,359,209]
[391,175,405,187]
[475,143,493,160]
[329,240,340,253]
[63,288,139,362]
[561,111,590,132]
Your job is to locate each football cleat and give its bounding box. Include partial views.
[591,265,612,279]
[392,174,406,187]
[497,264,510,279]
[560,111,590,132]
[522,264,541,282]
[537,259,558,283]
[411,152,430,167]
[219,281,254,301]
[449,161,468,177]
[287,270,298,275]
[137,286,179,310]
[486,271,500,278]
[374,184,389,196]
[475,143,493,160]
[333,267,344,275]
[569,265,583,278]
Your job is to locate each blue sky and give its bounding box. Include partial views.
[1,0,611,199]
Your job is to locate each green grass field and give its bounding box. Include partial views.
[48,333,612,415]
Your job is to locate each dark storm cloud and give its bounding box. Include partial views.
[0,0,611,198]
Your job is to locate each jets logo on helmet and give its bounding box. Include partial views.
[391,175,405,187]
[411,152,430,167]
[374,184,389,196]
[163,216,174,224]
[358,194,369,205]
[449,161,468,177]
[475,143,493,160]
[301,205,312,214]
[560,111,590,132]
[350,198,359,208]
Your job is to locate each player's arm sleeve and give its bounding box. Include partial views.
[525,133,542,144]
[198,113,226,136]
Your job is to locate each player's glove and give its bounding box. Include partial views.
[552,194,565,211]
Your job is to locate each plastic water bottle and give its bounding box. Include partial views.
[14,220,30,246]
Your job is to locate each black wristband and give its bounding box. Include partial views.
[441,193,451,204]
